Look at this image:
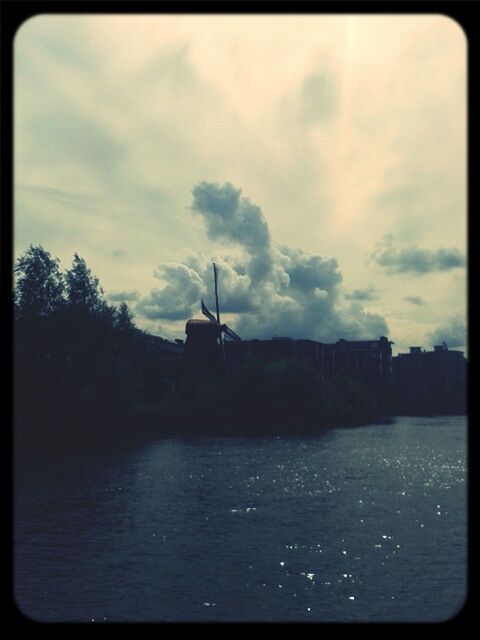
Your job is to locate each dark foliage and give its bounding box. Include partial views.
[14,245,64,319]
[179,355,380,436]
[14,245,392,463]
[14,246,162,461]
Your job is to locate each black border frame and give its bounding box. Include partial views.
[1,0,477,629]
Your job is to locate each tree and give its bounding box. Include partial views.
[114,302,135,333]
[64,253,105,314]
[14,245,150,456]
[14,245,65,319]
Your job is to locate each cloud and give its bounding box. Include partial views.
[337,302,389,342]
[137,181,389,342]
[107,289,140,303]
[13,16,466,358]
[370,242,466,274]
[299,71,338,124]
[192,181,272,281]
[136,263,206,320]
[403,295,425,306]
[279,245,342,296]
[190,257,255,314]
[345,286,377,301]
[426,315,466,350]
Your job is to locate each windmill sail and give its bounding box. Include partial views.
[201,299,241,341]
[201,299,220,325]
[201,266,242,346]
[223,324,241,342]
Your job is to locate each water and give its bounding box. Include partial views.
[14,416,467,622]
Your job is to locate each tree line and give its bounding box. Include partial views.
[14,245,171,457]
[13,245,384,461]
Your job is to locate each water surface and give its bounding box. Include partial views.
[14,416,467,622]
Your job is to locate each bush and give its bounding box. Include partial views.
[181,355,379,435]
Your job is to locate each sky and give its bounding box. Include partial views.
[14,14,467,354]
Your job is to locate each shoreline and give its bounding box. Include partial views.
[14,410,467,472]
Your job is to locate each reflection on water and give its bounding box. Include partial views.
[14,416,467,622]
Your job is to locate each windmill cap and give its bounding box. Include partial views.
[185,319,221,335]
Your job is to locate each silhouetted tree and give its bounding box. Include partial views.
[14,245,65,319]
[14,246,154,456]
[114,302,135,333]
[64,253,105,315]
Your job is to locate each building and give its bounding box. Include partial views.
[182,319,225,390]
[224,336,334,374]
[392,344,466,414]
[333,337,393,397]
[223,334,392,400]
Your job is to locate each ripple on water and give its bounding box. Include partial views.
[14,416,467,622]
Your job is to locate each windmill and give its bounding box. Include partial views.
[183,263,241,387]
[200,263,241,343]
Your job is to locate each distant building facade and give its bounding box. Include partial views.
[143,319,467,417]
[333,337,393,395]
[224,335,393,408]
[392,344,466,414]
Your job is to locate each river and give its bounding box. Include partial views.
[14,415,467,622]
